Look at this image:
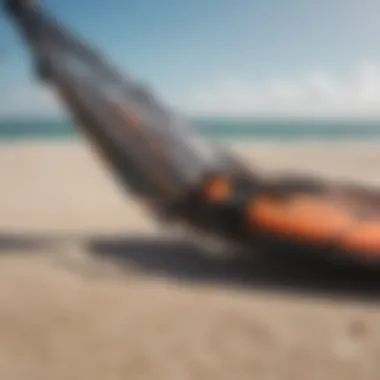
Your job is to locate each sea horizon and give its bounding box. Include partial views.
[2,116,380,142]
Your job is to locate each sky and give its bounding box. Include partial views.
[1,0,380,119]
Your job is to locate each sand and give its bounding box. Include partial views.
[0,139,380,380]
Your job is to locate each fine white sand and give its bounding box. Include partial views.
[0,139,379,380]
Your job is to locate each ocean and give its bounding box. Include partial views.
[1,118,380,142]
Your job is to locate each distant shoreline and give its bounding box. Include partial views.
[2,117,380,142]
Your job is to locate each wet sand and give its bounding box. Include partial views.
[0,139,380,380]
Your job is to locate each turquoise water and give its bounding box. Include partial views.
[1,118,380,141]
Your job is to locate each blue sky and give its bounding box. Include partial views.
[2,0,380,118]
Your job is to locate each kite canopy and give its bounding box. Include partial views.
[5,0,380,267]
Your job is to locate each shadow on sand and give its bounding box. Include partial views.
[0,231,379,303]
[88,236,380,303]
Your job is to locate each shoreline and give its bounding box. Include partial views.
[1,139,380,232]
[2,135,380,146]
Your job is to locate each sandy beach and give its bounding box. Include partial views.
[0,139,380,380]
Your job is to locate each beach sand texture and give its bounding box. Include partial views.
[0,140,380,380]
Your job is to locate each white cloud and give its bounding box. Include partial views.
[176,61,380,119]
[4,61,380,120]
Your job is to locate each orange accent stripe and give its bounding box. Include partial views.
[248,195,351,242]
[111,104,141,129]
[339,223,380,257]
[115,108,140,129]
[203,176,232,202]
